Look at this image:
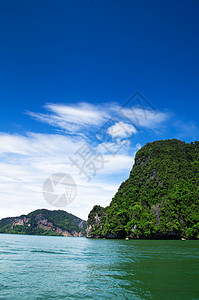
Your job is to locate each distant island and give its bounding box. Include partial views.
[0,209,87,237]
[87,139,199,240]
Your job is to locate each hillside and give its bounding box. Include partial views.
[87,139,199,239]
[0,209,87,237]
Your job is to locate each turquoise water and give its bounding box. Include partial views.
[0,234,199,299]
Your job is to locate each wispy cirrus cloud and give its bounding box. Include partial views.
[27,102,110,134]
[27,102,170,137]
[120,107,170,129]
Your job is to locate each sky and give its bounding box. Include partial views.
[0,0,199,220]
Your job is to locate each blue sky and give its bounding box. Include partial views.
[0,0,198,220]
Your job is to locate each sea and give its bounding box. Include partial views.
[0,234,198,299]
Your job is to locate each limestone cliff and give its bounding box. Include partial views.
[87,139,199,239]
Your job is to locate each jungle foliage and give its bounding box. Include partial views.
[87,139,199,239]
[0,209,87,236]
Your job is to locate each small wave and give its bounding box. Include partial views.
[0,283,9,291]
[31,250,67,255]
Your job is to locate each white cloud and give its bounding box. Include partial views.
[46,103,106,125]
[97,140,130,155]
[27,102,109,134]
[0,134,31,155]
[107,121,137,138]
[96,154,134,175]
[120,107,169,129]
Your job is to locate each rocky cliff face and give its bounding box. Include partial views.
[87,139,199,239]
[86,206,105,238]
[0,209,87,237]
[33,213,83,236]
[86,205,126,239]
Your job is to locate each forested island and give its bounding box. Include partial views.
[87,139,199,239]
[0,209,87,237]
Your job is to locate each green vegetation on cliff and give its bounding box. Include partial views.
[0,209,87,236]
[87,139,199,239]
